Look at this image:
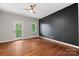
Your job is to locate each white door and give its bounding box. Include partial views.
[13,20,24,39]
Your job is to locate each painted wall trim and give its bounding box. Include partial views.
[40,36,79,49]
[0,36,39,43]
[0,36,79,49]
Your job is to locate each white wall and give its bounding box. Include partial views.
[0,11,39,42]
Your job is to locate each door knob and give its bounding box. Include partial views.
[14,31,16,33]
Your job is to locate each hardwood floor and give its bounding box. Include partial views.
[0,37,79,56]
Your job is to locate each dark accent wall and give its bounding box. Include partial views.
[39,3,78,46]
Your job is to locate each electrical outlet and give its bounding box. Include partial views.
[50,36,53,38]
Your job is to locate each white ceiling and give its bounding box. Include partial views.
[0,3,73,19]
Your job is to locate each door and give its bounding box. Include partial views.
[13,20,24,39]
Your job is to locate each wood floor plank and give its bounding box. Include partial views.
[0,37,79,56]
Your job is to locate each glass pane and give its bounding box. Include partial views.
[16,24,22,37]
[32,23,35,33]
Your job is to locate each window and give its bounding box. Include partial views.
[16,24,22,37]
[32,22,36,33]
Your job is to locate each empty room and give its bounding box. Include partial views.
[0,3,79,56]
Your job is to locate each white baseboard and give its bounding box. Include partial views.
[0,39,18,43]
[0,36,39,43]
[0,36,79,49]
[40,36,79,49]
[23,36,39,39]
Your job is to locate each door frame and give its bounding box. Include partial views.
[13,20,24,40]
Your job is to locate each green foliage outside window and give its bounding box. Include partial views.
[32,22,36,33]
